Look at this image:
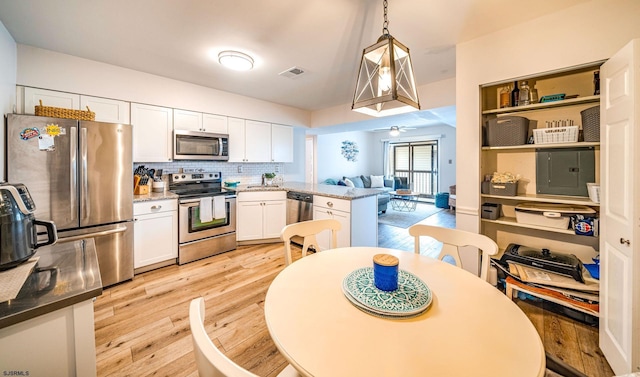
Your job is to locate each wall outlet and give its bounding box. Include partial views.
[238,165,243,173]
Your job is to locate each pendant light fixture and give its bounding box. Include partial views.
[352,0,420,117]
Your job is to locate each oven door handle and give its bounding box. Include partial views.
[179,197,235,205]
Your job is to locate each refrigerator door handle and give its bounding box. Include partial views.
[70,126,77,218]
[57,226,128,243]
[81,127,89,220]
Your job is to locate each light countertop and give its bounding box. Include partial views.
[229,181,384,200]
[133,190,179,203]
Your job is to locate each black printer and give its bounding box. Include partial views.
[500,243,585,283]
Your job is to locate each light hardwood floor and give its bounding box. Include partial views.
[94,208,613,377]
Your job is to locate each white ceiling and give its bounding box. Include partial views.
[0,0,587,126]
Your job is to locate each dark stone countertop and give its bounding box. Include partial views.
[0,238,103,329]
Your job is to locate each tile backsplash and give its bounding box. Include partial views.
[134,161,284,185]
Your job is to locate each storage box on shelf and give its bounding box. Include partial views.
[479,62,603,282]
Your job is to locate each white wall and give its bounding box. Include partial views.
[456,0,640,232]
[310,77,456,128]
[0,20,17,180]
[16,45,310,127]
[316,131,379,182]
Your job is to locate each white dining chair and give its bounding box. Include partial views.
[280,219,341,265]
[408,224,499,282]
[189,297,300,377]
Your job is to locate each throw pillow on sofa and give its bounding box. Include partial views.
[371,175,384,188]
[343,178,355,187]
[360,175,371,188]
[343,176,364,188]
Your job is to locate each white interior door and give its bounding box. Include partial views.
[599,38,640,375]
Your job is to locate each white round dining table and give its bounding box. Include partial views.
[264,247,545,377]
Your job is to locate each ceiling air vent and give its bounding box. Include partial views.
[279,66,306,79]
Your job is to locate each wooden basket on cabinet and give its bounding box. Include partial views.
[34,100,96,120]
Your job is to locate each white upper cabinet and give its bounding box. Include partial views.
[271,124,293,162]
[80,95,130,124]
[20,87,130,124]
[228,118,292,162]
[245,120,272,162]
[228,117,247,162]
[174,110,228,134]
[173,109,203,132]
[130,103,173,162]
[202,114,228,133]
[22,87,80,114]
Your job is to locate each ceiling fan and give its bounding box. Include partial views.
[375,126,416,136]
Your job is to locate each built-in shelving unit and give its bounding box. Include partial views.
[480,62,603,315]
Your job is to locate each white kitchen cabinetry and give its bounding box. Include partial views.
[0,299,97,376]
[271,123,294,162]
[80,95,130,123]
[174,110,228,134]
[20,87,130,124]
[130,103,173,162]
[313,195,377,250]
[133,199,178,271]
[228,118,271,162]
[203,113,228,133]
[21,86,80,114]
[173,109,203,132]
[237,191,286,241]
[228,117,293,162]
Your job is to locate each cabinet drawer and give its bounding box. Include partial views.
[238,191,285,202]
[134,199,177,215]
[314,196,350,212]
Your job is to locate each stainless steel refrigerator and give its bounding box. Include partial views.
[6,114,134,286]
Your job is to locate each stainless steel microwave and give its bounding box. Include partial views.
[174,130,229,161]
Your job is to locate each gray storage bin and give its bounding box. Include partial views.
[581,106,600,142]
[486,116,530,146]
[489,182,517,196]
[481,203,501,220]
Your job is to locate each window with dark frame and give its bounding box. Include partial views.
[390,140,439,198]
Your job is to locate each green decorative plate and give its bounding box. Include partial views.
[342,267,432,317]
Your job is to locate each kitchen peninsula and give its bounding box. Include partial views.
[231,182,381,249]
[0,238,102,376]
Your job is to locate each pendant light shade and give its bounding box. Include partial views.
[352,1,420,117]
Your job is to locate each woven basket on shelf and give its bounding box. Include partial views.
[34,100,95,120]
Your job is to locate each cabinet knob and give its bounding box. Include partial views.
[327,202,333,207]
[620,238,631,246]
[151,205,162,210]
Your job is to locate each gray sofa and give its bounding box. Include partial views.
[323,175,407,213]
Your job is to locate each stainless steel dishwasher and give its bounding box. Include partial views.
[286,191,314,225]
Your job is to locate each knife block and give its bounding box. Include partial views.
[134,184,149,195]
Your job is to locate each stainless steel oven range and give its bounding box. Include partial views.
[169,171,236,264]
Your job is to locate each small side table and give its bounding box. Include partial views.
[389,191,420,212]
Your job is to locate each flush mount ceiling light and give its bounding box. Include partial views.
[389,126,401,136]
[218,50,254,71]
[352,0,420,117]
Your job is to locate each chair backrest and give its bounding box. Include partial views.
[280,219,342,265]
[394,176,409,190]
[408,224,499,282]
[189,297,259,377]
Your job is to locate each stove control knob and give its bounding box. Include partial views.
[181,175,186,178]
[209,174,213,178]
[174,175,179,180]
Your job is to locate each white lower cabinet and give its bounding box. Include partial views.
[237,191,286,241]
[313,195,377,249]
[134,199,178,270]
[0,299,97,376]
